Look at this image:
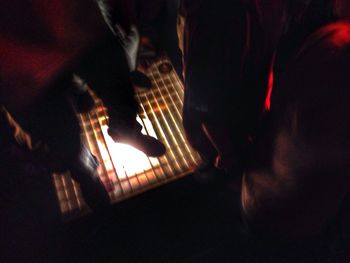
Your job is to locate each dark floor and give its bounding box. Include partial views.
[63,174,249,263]
[2,158,350,263]
[0,156,244,263]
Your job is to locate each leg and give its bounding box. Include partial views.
[75,34,138,121]
[11,77,110,211]
[201,121,244,176]
[135,0,165,52]
[181,0,251,175]
[182,108,218,165]
[75,33,166,157]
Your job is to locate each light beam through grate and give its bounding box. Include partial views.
[53,56,201,220]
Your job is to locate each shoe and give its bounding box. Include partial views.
[69,147,110,211]
[108,128,166,157]
[130,70,152,89]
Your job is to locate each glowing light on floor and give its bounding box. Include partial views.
[53,56,201,220]
[101,116,160,178]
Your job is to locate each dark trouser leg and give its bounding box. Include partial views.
[201,122,243,174]
[164,0,183,78]
[11,77,82,170]
[11,77,109,210]
[182,109,218,164]
[76,34,138,131]
[135,0,165,51]
[75,34,166,157]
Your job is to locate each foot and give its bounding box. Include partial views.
[108,128,166,157]
[130,70,152,90]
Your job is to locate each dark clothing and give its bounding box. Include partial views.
[9,75,82,171]
[135,0,165,49]
[135,0,182,67]
[180,0,281,163]
[182,0,280,131]
[75,33,138,128]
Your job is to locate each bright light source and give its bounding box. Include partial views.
[101,116,160,179]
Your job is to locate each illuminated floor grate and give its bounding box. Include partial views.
[53,56,201,220]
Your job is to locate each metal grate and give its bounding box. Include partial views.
[53,56,201,220]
